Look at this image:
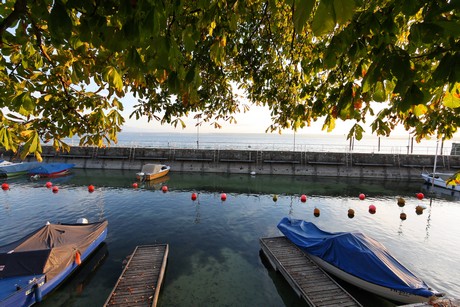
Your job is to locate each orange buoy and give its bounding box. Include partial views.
[300,194,307,203]
[132,182,138,188]
[52,186,59,193]
[45,181,52,188]
[75,251,81,265]
[162,185,168,193]
[313,208,320,217]
[191,192,197,201]
[348,208,355,218]
[415,205,424,215]
[359,193,365,200]
[88,185,95,192]
[1,183,9,190]
[221,193,227,201]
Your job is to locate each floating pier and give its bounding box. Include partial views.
[260,236,362,307]
[104,244,169,307]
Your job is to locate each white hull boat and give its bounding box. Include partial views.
[277,217,444,304]
[421,172,460,192]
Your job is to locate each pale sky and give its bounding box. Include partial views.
[121,94,410,137]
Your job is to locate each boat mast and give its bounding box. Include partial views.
[432,140,439,187]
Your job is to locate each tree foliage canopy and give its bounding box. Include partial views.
[1,0,460,159]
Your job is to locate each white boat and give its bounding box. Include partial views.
[421,172,460,191]
[0,159,41,177]
[277,217,444,304]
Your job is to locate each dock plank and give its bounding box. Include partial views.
[260,236,362,307]
[104,244,169,307]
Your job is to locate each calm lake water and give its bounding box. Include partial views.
[1,169,459,307]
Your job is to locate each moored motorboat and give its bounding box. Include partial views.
[0,219,108,306]
[0,160,41,177]
[28,162,76,178]
[421,172,460,191]
[136,164,170,181]
[277,217,444,304]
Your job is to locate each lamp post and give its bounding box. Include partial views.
[196,119,200,149]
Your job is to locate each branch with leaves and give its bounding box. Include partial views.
[0,0,459,159]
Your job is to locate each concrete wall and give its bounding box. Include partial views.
[13,145,458,180]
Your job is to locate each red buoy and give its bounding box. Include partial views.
[191,193,197,201]
[52,186,59,193]
[132,182,138,189]
[221,193,227,201]
[45,181,53,188]
[416,192,424,200]
[75,251,81,265]
[1,183,9,191]
[368,204,376,214]
[88,185,95,193]
[359,193,365,200]
[162,185,168,193]
[300,194,307,203]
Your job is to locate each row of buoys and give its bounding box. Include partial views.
[1,181,98,194]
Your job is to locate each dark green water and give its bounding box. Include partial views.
[1,169,459,306]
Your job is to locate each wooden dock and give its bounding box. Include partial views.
[104,244,169,307]
[260,236,362,307]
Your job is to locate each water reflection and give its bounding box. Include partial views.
[1,170,459,306]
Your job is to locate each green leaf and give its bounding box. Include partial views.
[167,71,180,93]
[20,130,41,159]
[442,83,460,108]
[333,0,355,25]
[104,67,124,93]
[322,115,336,132]
[49,0,73,41]
[21,93,35,114]
[312,0,335,36]
[352,124,364,140]
[183,26,196,52]
[293,0,315,33]
[432,53,453,83]
[414,104,428,117]
[373,81,386,102]
[400,84,424,111]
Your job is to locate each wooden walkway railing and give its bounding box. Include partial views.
[260,236,362,307]
[104,244,169,307]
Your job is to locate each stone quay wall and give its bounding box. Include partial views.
[13,145,460,180]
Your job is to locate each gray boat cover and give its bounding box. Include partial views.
[0,221,107,280]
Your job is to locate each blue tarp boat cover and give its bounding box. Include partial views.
[277,217,434,298]
[28,163,75,175]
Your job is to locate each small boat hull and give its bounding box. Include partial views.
[421,172,460,191]
[28,163,75,178]
[277,217,441,305]
[136,164,170,181]
[0,160,41,178]
[309,255,433,304]
[0,221,108,306]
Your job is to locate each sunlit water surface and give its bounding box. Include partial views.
[1,170,459,307]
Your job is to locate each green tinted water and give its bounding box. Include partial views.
[1,169,459,306]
